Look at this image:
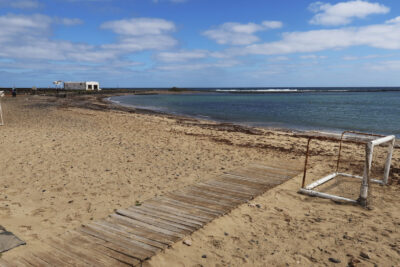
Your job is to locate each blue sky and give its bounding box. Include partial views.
[1,0,400,87]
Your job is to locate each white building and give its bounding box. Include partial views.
[64,81,101,91]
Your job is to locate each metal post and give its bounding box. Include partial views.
[359,142,373,207]
[383,138,395,184]
[301,138,312,188]
[0,101,3,126]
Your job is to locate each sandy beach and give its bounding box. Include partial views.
[0,94,399,266]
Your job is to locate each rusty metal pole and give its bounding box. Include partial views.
[301,137,312,188]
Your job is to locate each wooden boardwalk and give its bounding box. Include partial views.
[1,163,301,266]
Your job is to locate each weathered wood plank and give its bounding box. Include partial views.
[93,220,167,250]
[33,250,79,266]
[0,259,16,267]
[166,191,234,211]
[37,244,89,266]
[116,209,192,234]
[137,204,206,225]
[193,183,252,200]
[20,254,51,267]
[80,224,154,260]
[105,216,176,247]
[145,200,215,221]
[48,236,119,266]
[109,214,183,240]
[224,172,286,185]
[156,196,223,217]
[66,230,140,266]
[217,175,272,190]
[221,173,276,186]
[205,180,261,195]
[183,187,244,205]
[128,206,202,228]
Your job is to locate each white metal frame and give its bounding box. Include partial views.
[299,134,396,207]
[0,90,4,126]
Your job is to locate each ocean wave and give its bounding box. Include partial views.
[215,89,298,93]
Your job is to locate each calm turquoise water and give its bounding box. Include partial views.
[110,91,400,137]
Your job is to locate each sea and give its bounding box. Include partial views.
[109,88,400,137]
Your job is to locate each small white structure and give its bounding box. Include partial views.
[0,91,4,126]
[299,131,396,208]
[64,81,101,91]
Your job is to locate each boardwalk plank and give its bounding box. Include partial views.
[217,175,271,190]
[116,209,191,234]
[166,191,234,210]
[80,224,154,260]
[66,230,140,266]
[137,204,206,225]
[156,197,223,216]
[93,220,167,250]
[20,254,51,266]
[193,183,252,200]
[48,236,119,266]
[145,200,215,221]
[182,188,243,206]
[109,214,183,240]
[127,206,202,228]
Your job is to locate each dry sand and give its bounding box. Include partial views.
[0,94,399,266]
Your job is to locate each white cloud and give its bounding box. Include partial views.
[156,50,209,62]
[102,35,177,52]
[300,54,327,59]
[0,14,177,64]
[242,21,400,56]
[157,59,240,71]
[55,18,84,26]
[100,18,178,53]
[309,1,389,26]
[262,21,283,29]
[203,20,282,45]
[386,16,400,24]
[343,56,359,60]
[366,60,400,71]
[100,18,176,36]
[0,0,39,9]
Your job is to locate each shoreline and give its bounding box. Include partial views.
[104,93,400,143]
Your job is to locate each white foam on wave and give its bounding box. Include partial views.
[215,89,298,93]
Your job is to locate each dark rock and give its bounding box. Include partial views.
[360,252,370,259]
[328,258,341,263]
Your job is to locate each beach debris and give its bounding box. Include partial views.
[183,239,192,246]
[68,200,73,204]
[224,232,229,236]
[0,226,25,253]
[348,258,361,267]
[360,252,370,259]
[201,254,207,258]
[135,200,142,206]
[328,258,341,264]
